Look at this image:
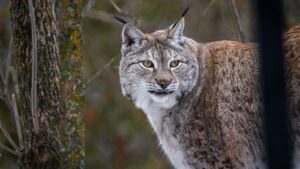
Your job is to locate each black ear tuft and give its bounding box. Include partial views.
[171,6,190,29]
[114,16,128,24]
[181,6,190,17]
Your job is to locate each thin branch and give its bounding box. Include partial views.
[82,0,97,13]
[2,94,14,117]
[5,37,13,85]
[12,94,24,150]
[109,0,123,13]
[28,0,39,133]
[230,0,247,42]
[84,10,116,24]
[85,57,116,88]
[84,10,156,31]
[0,121,19,151]
[201,0,217,16]
[0,142,21,157]
[109,0,137,24]
[82,57,117,96]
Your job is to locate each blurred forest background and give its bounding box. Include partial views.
[0,0,300,169]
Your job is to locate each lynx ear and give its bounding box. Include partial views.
[168,17,185,44]
[121,23,145,54]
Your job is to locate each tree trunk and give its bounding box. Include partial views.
[57,0,85,168]
[9,0,84,168]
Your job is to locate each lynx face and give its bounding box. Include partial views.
[119,18,199,111]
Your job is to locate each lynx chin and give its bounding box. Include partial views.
[119,17,300,169]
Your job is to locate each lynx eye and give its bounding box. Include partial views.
[170,60,181,68]
[141,60,154,68]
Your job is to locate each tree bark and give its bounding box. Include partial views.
[9,0,84,168]
[57,0,85,168]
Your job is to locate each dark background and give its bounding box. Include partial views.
[0,0,299,168]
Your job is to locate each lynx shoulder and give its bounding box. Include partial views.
[119,17,300,169]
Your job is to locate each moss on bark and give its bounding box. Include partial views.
[57,0,85,168]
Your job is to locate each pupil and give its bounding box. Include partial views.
[171,61,178,67]
[143,60,152,68]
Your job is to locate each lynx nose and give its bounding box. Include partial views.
[155,77,172,89]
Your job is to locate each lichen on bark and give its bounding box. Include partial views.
[57,0,85,168]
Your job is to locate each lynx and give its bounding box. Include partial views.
[119,17,300,169]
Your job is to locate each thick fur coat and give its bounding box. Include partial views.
[119,18,300,169]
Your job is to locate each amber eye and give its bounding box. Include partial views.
[170,60,180,68]
[141,60,154,68]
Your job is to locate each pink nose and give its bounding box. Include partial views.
[155,77,172,89]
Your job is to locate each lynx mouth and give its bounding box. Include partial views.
[148,90,174,96]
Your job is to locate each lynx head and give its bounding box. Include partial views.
[119,18,199,111]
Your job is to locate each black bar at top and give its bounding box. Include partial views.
[254,0,292,169]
